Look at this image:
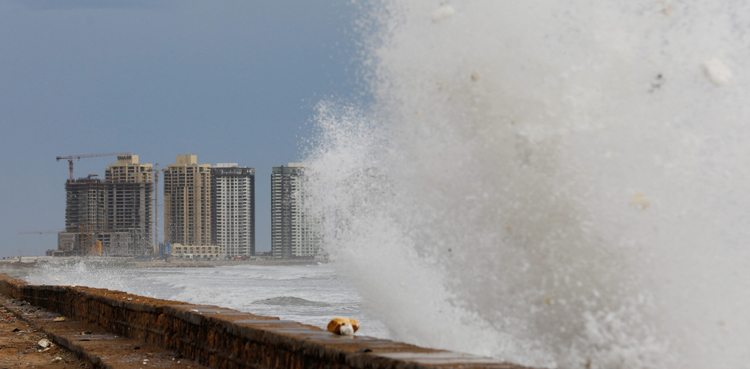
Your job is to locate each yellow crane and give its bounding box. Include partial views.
[71,223,114,256]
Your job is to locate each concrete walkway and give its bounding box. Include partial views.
[0,294,206,368]
[0,301,86,368]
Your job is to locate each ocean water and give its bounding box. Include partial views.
[24,261,389,339]
[301,1,750,368]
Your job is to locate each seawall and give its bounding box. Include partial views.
[0,273,528,369]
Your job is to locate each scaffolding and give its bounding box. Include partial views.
[61,177,152,256]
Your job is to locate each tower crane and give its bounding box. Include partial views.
[70,222,115,256]
[19,230,62,234]
[56,152,130,180]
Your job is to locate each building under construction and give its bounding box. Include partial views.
[104,155,153,255]
[57,155,153,256]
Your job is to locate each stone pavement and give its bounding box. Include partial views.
[0,303,86,368]
[0,295,206,368]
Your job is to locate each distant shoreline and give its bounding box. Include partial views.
[0,256,323,269]
[131,258,322,268]
[0,256,323,279]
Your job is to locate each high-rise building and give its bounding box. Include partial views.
[271,163,320,259]
[163,154,212,247]
[59,177,107,255]
[63,177,107,232]
[211,163,255,257]
[58,154,153,256]
[105,154,152,183]
[104,155,153,255]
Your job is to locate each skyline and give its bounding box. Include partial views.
[0,1,368,256]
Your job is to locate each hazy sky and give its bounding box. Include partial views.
[0,0,366,256]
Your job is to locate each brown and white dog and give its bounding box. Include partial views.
[327,317,360,335]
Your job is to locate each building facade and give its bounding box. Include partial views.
[59,178,107,255]
[211,164,255,257]
[169,243,224,259]
[271,163,320,259]
[163,154,212,246]
[58,154,153,256]
[104,155,153,255]
[63,178,107,232]
[105,154,152,183]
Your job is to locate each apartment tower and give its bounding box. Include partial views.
[211,164,255,257]
[271,163,320,259]
[104,155,153,255]
[163,155,211,246]
[58,154,153,256]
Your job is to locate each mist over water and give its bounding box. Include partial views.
[25,260,389,338]
[304,1,750,368]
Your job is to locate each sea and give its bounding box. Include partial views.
[22,260,390,339]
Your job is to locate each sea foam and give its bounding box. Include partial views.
[304,1,750,368]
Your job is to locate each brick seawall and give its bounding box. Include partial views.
[0,273,529,369]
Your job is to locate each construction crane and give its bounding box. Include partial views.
[56,152,130,180]
[19,230,62,234]
[71,223,114,256]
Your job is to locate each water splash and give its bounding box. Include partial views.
[26,258,166,298]
[304,1,750,368]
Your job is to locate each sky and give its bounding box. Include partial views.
[0,0,367,256]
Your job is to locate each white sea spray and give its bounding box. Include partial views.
[304,1,750,368]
